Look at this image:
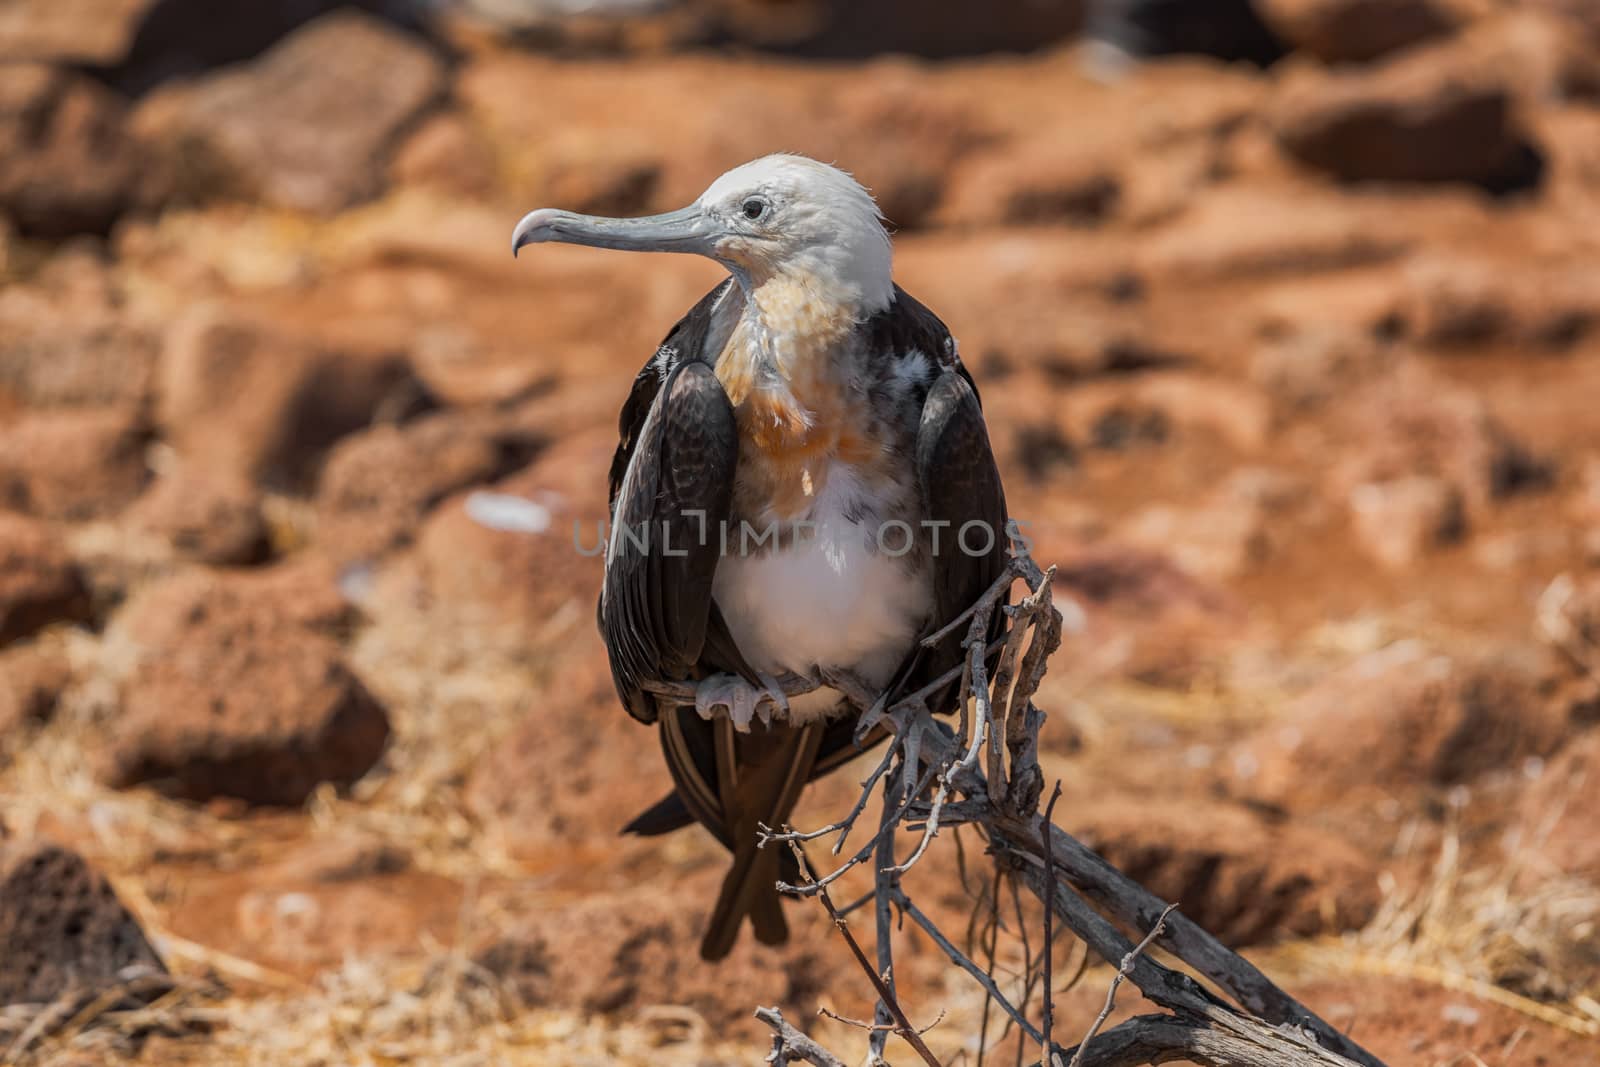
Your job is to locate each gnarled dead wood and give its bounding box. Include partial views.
[667,549,1388,1067]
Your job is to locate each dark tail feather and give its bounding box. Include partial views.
[621,791,695,837]
[701,833,786,959]
[698,721,823,961]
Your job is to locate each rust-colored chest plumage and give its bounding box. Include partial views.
[713,280,900,524]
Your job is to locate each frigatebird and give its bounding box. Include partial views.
[513,155,1008,960]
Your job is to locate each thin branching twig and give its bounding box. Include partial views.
[1041,782,1064,1067]
[1067,904,1178,1067]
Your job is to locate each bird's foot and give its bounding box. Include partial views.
[693,672,790,732]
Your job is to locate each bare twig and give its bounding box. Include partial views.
[871,781,898,1065]
[786,840,944,1067]
[821,1006,946,1035]
[760,742,896,855]
[1068,904,1178,1067]
[1041,782,1064,1067]
[894,888,1043,1045]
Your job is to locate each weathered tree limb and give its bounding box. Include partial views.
[703,551,1384,1067]
[758,1007,847,1067]
[992,808,1383,1067]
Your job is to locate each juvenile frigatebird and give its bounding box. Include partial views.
[513,155,1008,960]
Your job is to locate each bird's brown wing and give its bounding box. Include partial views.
[906,367,1011,707]
[880,286,1011,710]
[599,282,750,724]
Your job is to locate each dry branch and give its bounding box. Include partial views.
[666,549,1385,1067]
[758,1007,847,1067]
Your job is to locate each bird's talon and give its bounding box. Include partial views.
[692,672,792,729]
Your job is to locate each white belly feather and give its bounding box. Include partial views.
[712,465,931,722]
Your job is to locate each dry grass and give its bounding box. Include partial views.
[1278,820,1600,1040]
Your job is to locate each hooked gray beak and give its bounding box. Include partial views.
[511,204,716,258]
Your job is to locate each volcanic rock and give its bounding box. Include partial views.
[1403,256,1596,349]
[1271,39,1542,190]
[0,64,147,237]
[0,512,90,644]
[157,306,421,489]
[132,11,447,214]
[0,408,150,521]
[411,430,611,640]
[1233,643,1563,808]
[122,465,269,566]
[101,562,385,806]
[1251,324,1389,409]
[1347,476,1466,570]
[315,414,517,565]
[0,275,161,411]
[389,111,498,199]
[1332,363,1551,517]
[0,840,165,1007]
[0,0,154,66]
[1521,731,1600,877]
[473,879,832,1025]
[0,639,71,735]
[1073,797,1379,944]
[1257,0,1459,64]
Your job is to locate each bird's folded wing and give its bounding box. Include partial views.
[600,357,740,723]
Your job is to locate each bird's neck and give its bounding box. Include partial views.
[717,274,864,456]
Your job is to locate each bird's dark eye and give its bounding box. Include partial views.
[741,197,768,221]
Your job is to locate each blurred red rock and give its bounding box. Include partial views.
[411,430,610,638]
[0,64,146,237]
[157,306,421,489]
[1073,796,1380,944]
[1347,475,1466,570]
[1250,323,1389,409]
[389,112,498,200]
[1402,256,1595,349]
[0,267,160,411]
[1332,363,1550,519]
[0,0,154,66]
[132,11,447,214]
[0,638,71,735]
[0,408,150,521]
[0,512,90,644]
[112,557,353,651]
[474,879,835,1025]
[1257,0,1459,64]
[1521,730,1600,878]
[122,464,269,566]
[459,54,984,229]
[315,413,525,565]
[101,560,382,805]
[1137,185,1411,280]
[940,145,1121,228]
[1233,643,1563,808]
[465,651,662,855]
[1271,38,1541,189]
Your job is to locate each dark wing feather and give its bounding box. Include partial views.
[607,279,734,512]
[882,286,1011,708]
[916,370,1010,691]
[600,359,738,723]
[599,279,742,724]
